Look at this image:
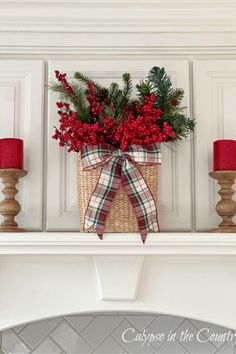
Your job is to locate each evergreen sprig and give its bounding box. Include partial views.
[121,73,133,102]
[136,80,155,101]
[136,66,195,141]
[147,66,172,107]
[74,71,102,91]
[50,82,89,122]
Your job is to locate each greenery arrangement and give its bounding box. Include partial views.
[52,67,194,152]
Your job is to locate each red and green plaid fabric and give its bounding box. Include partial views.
[81,143,161,243]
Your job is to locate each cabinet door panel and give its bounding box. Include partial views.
[194,60,236,230]
[47,59,191,231]
[0,60,44,229]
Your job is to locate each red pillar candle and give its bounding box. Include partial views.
[214,140,236,171]
[0,138,24,169]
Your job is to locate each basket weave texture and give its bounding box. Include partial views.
[77,155,158,232]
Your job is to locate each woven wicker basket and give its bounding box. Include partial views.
[77,155,158,232]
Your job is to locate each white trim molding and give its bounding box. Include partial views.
[1,233,236,255]
[1,1,236,49]
[1,1,236,33]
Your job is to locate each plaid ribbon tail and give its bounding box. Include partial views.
[121,158,159,243]
[83,156,121,237]
[141,234,147,244]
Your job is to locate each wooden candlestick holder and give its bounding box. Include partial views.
[209,170,236,232]
[0,169,27,232]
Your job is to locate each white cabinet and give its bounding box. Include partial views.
[47,59,192,231]
[194,60,236,230]
[0,60,44,230]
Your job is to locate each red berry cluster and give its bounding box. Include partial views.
[53,103,103,152]
[86,81,105,118]
[114,94,175,150]
[55,70,74,94]
[52,71,176,152]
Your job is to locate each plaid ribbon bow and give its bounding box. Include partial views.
[81,143,161,243]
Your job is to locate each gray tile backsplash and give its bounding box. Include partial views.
[1,313,235,354]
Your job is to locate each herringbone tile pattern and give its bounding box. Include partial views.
[1,313,235,354]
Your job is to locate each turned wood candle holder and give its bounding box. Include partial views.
[209,170,236,232]
[0,169,27,232]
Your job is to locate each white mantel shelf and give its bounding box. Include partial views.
[1,232,236,331]
[0,232,236,255]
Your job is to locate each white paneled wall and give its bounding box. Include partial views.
[47,59,191,231]
[1,57,236,232]
[0,1,236,232]
[194,60,236,230]
[0,60,44,229]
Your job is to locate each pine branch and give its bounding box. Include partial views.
[162,114,195,141]
[113,89,123,119]
[136,80,155,101]
[148,67,172,92]
[104,105,115,118]
[74,71,102,91]
[116,73,133,111]
[108,82,120,102]
[50,82,89,122]
[122,73,133,100]
[50,82,75,102]
[168,88,184,106]
[148,67,172,107]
